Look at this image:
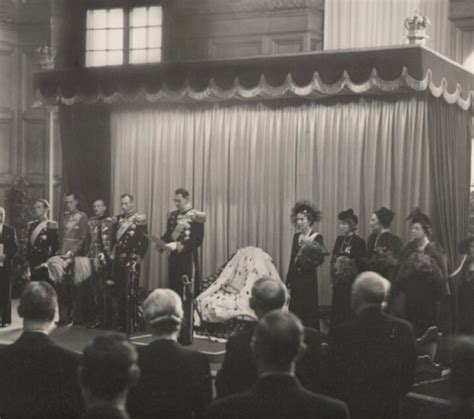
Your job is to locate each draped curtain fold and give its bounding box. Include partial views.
[110,96,470,304]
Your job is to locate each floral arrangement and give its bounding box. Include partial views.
[332,255,358,287]
[397,252,445,299]
[295,241,325,274]
[404,11,431,32]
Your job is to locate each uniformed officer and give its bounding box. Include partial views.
[161,188,205,296]
[56,192,88,326]
[26,199,58,283]
[86,199,114,329]
[111,193,148,331]
[0,207,17,326]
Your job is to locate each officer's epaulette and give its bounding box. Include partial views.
[134,213,147,225]
[106,216,117,224]
[47,220,58,229]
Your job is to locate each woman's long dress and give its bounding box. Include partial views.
[330,234,367,330]
[286,232,324,330]
[458,261,474,334]
[396,240,449,337]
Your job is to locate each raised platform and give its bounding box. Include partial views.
[0,300,225,375]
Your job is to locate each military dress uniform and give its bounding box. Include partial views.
[86,214,114,327]
[57,210,88,324]
[0,224,17,325]
[111,211,148,330]
[26,219,59,283]
[161,208,204,296]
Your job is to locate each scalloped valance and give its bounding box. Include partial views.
[34,45,474,111]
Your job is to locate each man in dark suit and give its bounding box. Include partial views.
[0,281,84,419]
[216,277,323,397]
[328,271,417,419]
[206,311,349,419]
[127,288,212,419]
[0,206,17,326]
[80,333,140,419]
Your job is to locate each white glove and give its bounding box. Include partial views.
[164,242,178,252]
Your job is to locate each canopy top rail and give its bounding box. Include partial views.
[34,45,474,111]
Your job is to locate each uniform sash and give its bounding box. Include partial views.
[30,220,48,245]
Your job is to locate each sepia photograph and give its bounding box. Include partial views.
[0,0,473,417]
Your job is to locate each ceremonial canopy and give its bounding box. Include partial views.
[34,45,473,300]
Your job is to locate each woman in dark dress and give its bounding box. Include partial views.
[456,237,474,334]
[394,209,449,337]
[366,207,403,283]
[286,201,326,330]
[330,209,366,330]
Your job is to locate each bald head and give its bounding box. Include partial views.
[143,289,183,337]
[351,271,390,313]
[252,311,305,372]
[250,277,288,319]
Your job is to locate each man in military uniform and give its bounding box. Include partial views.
[0,207,17,326]
[111,193,148,332]
[26,199,58,283]
[86,199,114,329]
[56,192,88,326]
[161,188,205,297]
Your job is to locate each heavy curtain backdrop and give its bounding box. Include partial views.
[59,104,111,215]
[110,96,471,304]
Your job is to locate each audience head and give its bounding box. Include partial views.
[0,206,4,223]
[370,207,395,233]
[80,333,140,404]
[120,193,134,215]
[34,199,50,218]
[291,200,322,231]
[251,311,306,374]
[249,277,288,319]
[174,188,190,211]
[351,271,390,314]
[338,208,358,234]
[18,281,57,327]
[143,289,183,339]
[64,192,80,212]
[92,199,107,217]
[451,336,474,406]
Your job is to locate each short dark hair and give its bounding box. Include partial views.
[93,198,106,206]
[251,277,287,314]
[253,311,303,368]
[120,193,134,202]
[64,192,79,201]
[81,333,139,400]
[174,188,189,199]
[18,282,56,322]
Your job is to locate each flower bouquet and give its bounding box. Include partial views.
[332,255,358,287]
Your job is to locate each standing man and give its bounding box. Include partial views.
[161,188,205,296]
[86,199,114,329]
[27,199,58,283]
[111,194,148,332]
[56,192,88,326]
[0,207,17,327]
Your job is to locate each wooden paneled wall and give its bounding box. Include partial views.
[0,0,59,220]
[168,0,324,60]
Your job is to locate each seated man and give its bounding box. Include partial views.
[206,311,349,419]
[0,282,84,419]
[216,277,323,397]
[328,271,417,419]
[80,333,140,419]
[127,289,212,419]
